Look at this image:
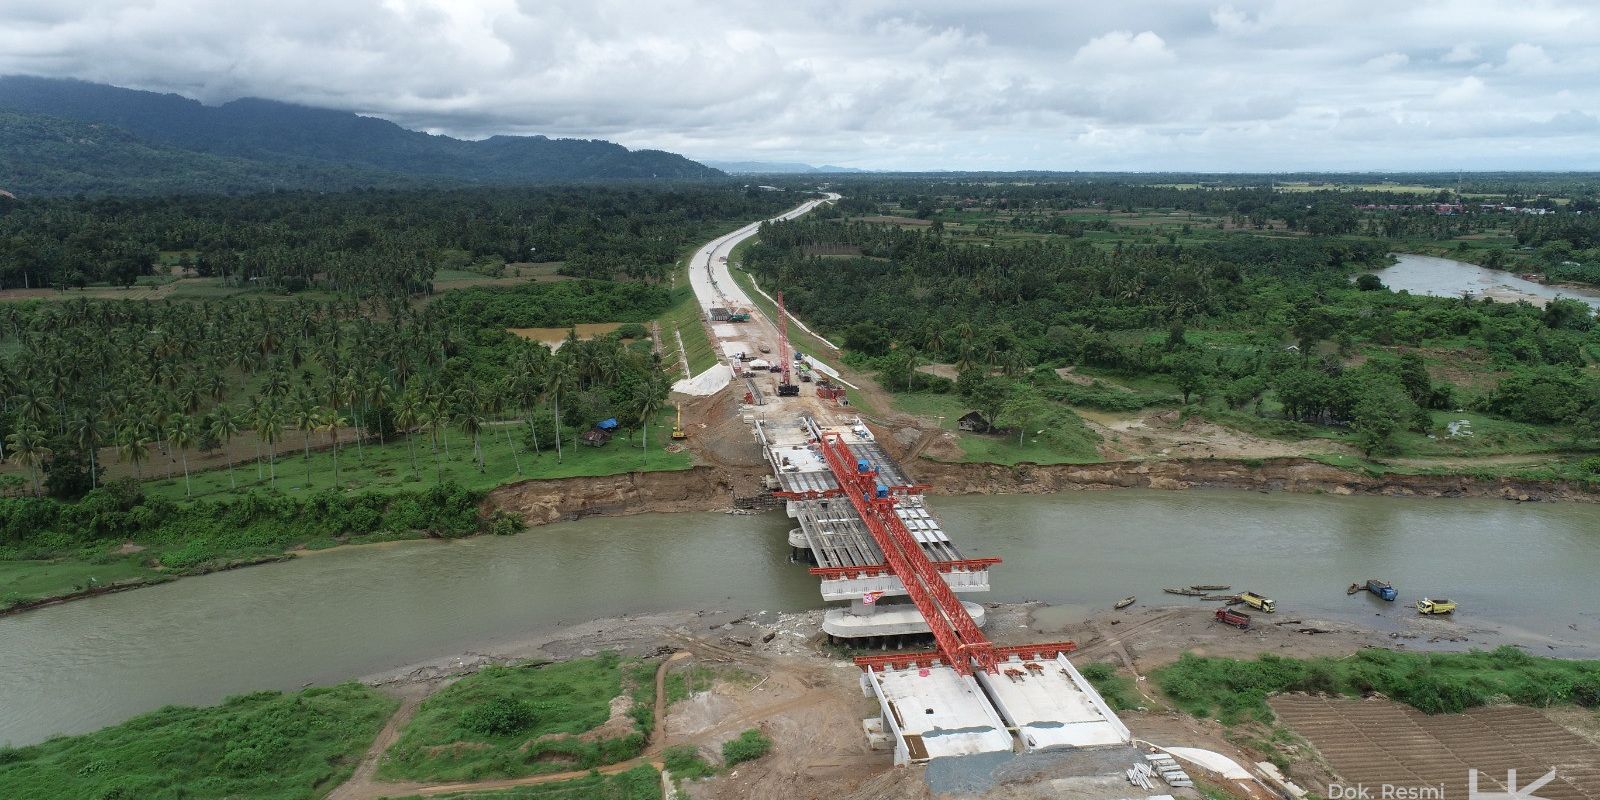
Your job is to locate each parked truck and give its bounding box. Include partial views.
[1214,607,1252,630]
[1364,579,1398,601]
[1236,591,1275,613]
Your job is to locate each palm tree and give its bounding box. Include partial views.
[69,410,106,490]
[394,388,421,476]
[494,378,522,476]
[208,405,242,489]
[291,392,319,486]
[252,401,281,486]
[317,407,349,487]
[631,376,665,466]
[419,400,444,481]
[339,370,363,462]
[545,358,572,463]
[453,390,487,473]
[115,423,150,481]
[365,371,392,445]
[170,414,198,497]
[6,425,50,495]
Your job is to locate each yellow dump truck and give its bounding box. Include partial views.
[1237,591,1276,613]
[1416,597,1457,615]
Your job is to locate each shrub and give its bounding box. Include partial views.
[663,744,716,780]
[462,699,536,737]
[721,728,771,766]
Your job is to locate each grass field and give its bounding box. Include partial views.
[0,682,396,800]
[1155,647,1600,724]
[379,654,654,782]
[140,407,692,503]
[0,558,157,605]
[886,390,1102,465]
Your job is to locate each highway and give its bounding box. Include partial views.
[672,192,839,395]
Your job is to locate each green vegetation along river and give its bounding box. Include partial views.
[3,489,1598,746]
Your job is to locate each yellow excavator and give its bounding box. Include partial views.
[671,404,687,440]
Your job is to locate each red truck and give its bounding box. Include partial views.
[1214,607,1251,630]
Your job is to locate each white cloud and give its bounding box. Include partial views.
[1436,76,1486,106]
[0,0,1596,170]
[1502,42,1556,73]
[1070,30,1175,67]
[1364,52,1409,70]
[1442,42,1480,63]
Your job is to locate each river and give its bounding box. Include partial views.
[2,489,1598,746]
[1369,253,1600,309]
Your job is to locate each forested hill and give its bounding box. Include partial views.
[0,111,422,196]
[0,76,722,194]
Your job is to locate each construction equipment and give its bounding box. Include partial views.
[775,291,798,397]
[671,404,687,440]
[1237,591,1276,613]
[1214,608,1252,629]
[1363,579,1397,601]
[1416,597,1457,615]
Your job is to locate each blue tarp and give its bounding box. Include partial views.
[597,418,620,430]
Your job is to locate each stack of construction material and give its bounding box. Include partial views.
[1145,752,1193,789]
[1126,762,1158,790]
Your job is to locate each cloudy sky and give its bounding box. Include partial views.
[3,0,1599,170]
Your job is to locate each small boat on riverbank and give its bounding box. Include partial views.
[1164,587,1206,597]
[1190,584,1231,591]
[1417,598,1457,615]
[1115,596,1136,610]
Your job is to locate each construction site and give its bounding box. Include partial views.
[662,197,1218,798]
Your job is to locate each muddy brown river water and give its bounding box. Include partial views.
[2,489,1597,745]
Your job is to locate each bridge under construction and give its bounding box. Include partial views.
[754,414,1131,765]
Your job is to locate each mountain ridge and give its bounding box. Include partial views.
[0,75,722,194]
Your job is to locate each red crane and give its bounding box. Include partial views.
[775,291,798,396]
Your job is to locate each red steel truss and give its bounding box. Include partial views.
[853,642,1078,673]
[815,431,1000,675]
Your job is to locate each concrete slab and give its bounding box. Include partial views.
[976,654,1130,751]
[823,601,987,638]
[864,664,1013,764]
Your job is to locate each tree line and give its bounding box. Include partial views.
[0,185,793,293]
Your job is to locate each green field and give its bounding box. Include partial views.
[141,407,691,503]
[0,682,396,800]
[0,558,158,605]
[379,654,654,782]
[885,390,1102,465]
[1155,647,1600,724]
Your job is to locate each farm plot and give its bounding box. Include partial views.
[1271,695,1600,800]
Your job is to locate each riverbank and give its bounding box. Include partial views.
[6,451,1595,619]
[331,601,1594,799]
[482,453,1600,526]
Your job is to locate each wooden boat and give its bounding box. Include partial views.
[1163,587,1205,597]
[1417,598,1457,615]
[1347,582,1362,595]
[1190,584,1231,592]
[1114,596,1136,610]
[1201,594,1239,601]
